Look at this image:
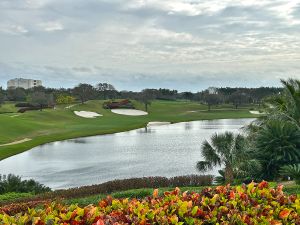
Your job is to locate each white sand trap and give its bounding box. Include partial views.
[74,111,102,118]
[0,138,32,147]
[111,109,148,116]
[147,122,171,126]
[250,111,265,115]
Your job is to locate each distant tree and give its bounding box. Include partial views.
[55,94,76,104]
[73,83,95,104]
[29,86,46,93]
[0,92,4,107]
[30,92,54,110]
[157,88,177,100]
[96,83,117,100]
[228,91,248,109]
[7,88,26,101]
[96,83,115,92]
[136,89,155,112]
[182,92,194,101]
[202,93,221,111]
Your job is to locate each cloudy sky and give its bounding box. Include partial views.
[0,0,300,91]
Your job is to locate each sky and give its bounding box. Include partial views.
[0,0,300,92]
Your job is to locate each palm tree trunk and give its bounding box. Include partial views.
[225,165,234,184]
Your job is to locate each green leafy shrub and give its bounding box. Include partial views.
[0,174,51,195]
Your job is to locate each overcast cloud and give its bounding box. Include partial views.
[0,0,300,91]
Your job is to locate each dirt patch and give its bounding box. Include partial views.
[0,138,32,147]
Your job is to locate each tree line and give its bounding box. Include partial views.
[0,83,281,110]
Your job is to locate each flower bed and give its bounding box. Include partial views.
[1,181,300,224]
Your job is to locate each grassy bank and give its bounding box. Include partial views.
[0,100,258,160]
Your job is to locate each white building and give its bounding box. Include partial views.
[7,78,42,89]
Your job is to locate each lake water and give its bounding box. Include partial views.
[0,118,254,189]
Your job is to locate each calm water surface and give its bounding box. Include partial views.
[0,118,254,189]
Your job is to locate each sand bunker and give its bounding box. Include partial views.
[147,122,171,126]
[111,109,148,116]
[0,138,32,147]
[249,111,265,115]
[74,111,102,118]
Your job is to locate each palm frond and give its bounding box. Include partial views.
[201,140,221,166]
[196,161,213,172]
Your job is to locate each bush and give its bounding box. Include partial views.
[50,175,213,199]
[103,99,134,109]
[17,105,51,113]
[14,103,35,108]
[0,175,212,206]
[0,174,51,195]
[1,181,300,223]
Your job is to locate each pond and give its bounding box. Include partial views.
[0,118,254,189]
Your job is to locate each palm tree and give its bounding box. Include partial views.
[265,79,300,128]
[255,120,300,180]
[197,132,249,184]
[280,164,300,184]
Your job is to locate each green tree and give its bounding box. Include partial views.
[255,120,300,180]
[7,88,26,101]
[228,91,249,109]
[202,93,221,111]
[265,79,300,128]
[56,94,75,104]
[0,88,4,107]
[30,92,54,110]
[136,89,155,112]
[96,83,116,99]
[73,83,95,104]
[197,132,249,184]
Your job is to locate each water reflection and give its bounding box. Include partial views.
[0,118,254,189]
[136,127,156,134]
[66,139,88,144]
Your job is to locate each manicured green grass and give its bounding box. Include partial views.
[0,100,258,160]
[0,192,34,203]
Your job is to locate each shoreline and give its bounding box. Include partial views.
[0,116,257,161]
